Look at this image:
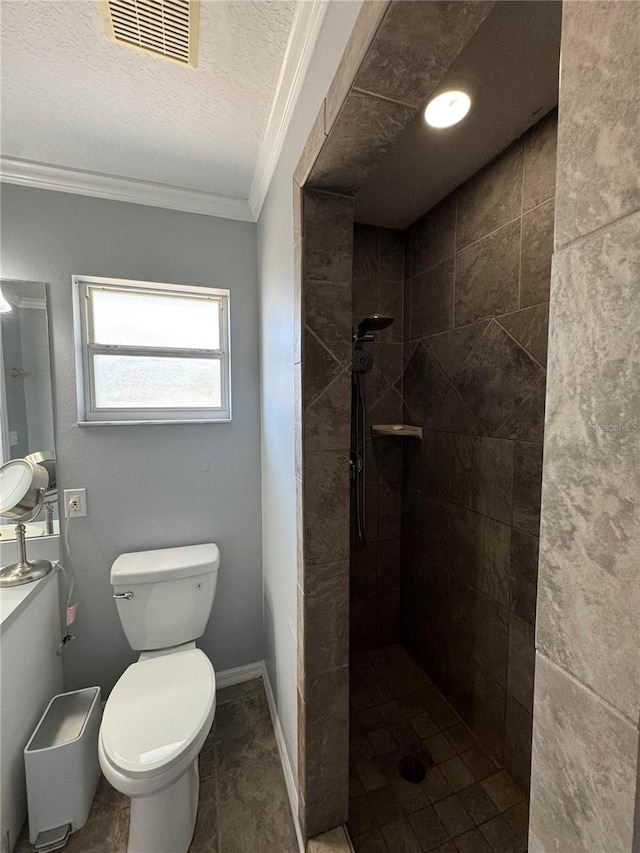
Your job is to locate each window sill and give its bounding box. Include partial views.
[77,419,231,426]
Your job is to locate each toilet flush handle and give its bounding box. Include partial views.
[113,591,134,600]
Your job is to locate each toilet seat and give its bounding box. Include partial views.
[100,649,215,780]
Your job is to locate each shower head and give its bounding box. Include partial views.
[357,314,394,335]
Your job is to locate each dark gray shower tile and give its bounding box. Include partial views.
[448,434,513,525]
[353,1,493,109]
[379,282,403,342]
[493,378,546,444]
[453,321,544,435]
[439,758,475,794]
[470,667,506,762]
[351,827,389,853]
[381,819,422,853]
[511,442,543,535]
[303,189,354,281]
[433,795,474,837]
[520,199,554,308]
[379,228,405,282]
[454,828,492,853]
[523,109,558,211]
[305,369,351,454]
[354,225,380,280]
[408,804,450,851]
[377,538,401,594]
[410,259,454,339]
[456,143,523,249]
[370,342,404,387]
[481,771,525,813]
[450,505,511,607]
[303,327,342,407]
[304,561,349,677]
[472,596,509,687]
[309,91,416,195]
[304,450,350,566]
[425,320,489,381]
[504,697,533,794]
[403,344,483,435]
[458,747,498,784]
[479,815,523,853]
[507,616,535,712]
[457,783,499,826]
[454,222,520,328]
[353,279,380,328]
[509,529,539,628]
[305,278,352,363]
[497,303,549,367]
[407,194,456,276]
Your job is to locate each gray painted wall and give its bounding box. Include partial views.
[0,184,263,694]
[257,0,362,780]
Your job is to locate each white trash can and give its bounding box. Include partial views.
[24,686,101,851]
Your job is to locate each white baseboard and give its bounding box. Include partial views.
[216,660,265,689]
[215,660,303,852]
[262,666,304,853]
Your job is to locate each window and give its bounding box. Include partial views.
[73,276,231,424]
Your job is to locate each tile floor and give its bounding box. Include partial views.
[348,645,529,853]
[16,678,299,853]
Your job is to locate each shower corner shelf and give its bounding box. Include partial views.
[371,424,423,440]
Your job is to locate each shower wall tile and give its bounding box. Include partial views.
[553,0,640,248]
[353,0,494,109]
[452,320,544,434]
[407,194,456,276]
[304,369,351,454]
[511,442,543,536]
[493,378,546,444]
[304,327,342,407]
[303,190,354,282]
[519,199,554,308]
[497,303,549,368]
[506,616,535,711]
[353,225,379,280]
[401,112,556,771]
[523,110,558,212]
[449,505,510,607]
[410,259,454,339]
[403,344,482,435]
[503,696,533,792]
[509,529,539,628]
[304,451,350,566]
[456,143,523,249]
[454,221,520,327]
[529,655,638,853]
[308,91,416,196]
[305,280,352,364]
[378,282,403,342]
[424,320,489,381]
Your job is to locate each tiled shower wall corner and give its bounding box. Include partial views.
[399,111,557,790]
[350,224,405,651]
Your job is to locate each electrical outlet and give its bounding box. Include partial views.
[64,488,87,518]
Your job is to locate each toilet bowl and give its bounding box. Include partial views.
[99,544,220,853]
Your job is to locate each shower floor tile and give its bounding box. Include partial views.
[348,645,528,853]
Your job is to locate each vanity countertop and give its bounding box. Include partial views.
[0,564,58,635]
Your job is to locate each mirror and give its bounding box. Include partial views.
[0,280,58,539]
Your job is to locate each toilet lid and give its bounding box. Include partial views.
[101,649,215,777]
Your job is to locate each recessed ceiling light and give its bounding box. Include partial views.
[425,90,471,129]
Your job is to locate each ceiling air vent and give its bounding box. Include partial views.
[103,0,199,67]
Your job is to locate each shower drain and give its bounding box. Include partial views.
[398,755,426,784]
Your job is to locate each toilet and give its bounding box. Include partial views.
[98,543,220,853]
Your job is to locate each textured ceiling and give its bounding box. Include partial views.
[0,0,295,198]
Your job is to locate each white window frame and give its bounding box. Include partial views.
[72,275,231,425]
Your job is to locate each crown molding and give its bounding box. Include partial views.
[248,0,329,220]
[0,156,255,222]
[0,1,329,224]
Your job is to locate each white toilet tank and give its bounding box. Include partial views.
[111,543,220,651]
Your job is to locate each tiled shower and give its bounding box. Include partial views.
[349,110,557,845]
